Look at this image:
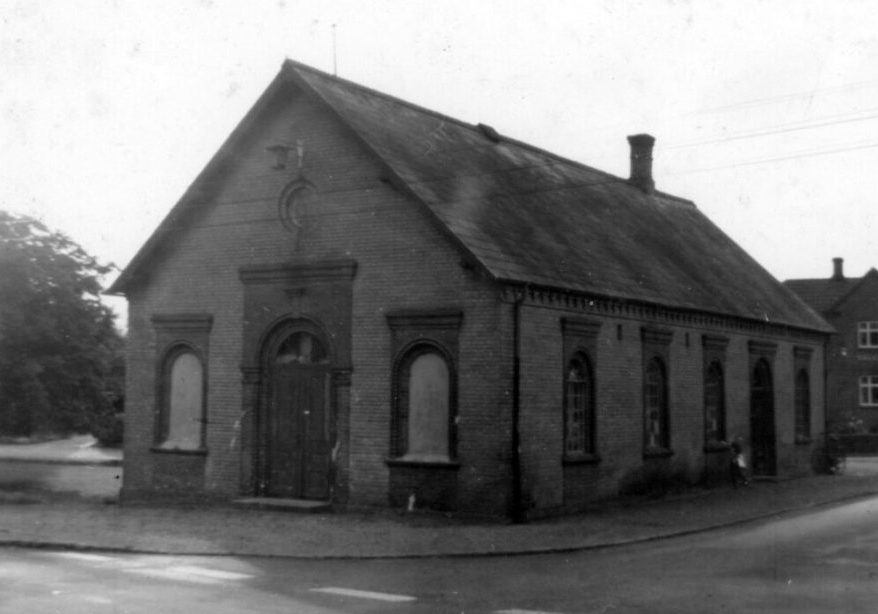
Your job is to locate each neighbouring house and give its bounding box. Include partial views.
[786,259,878,433]
[108,59,832,519]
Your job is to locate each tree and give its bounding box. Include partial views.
[0,210,123,437]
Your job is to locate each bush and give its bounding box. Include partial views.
[89,393,123,447]
[89,412,123,447]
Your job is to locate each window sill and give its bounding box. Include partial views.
[385,457,460,470]
[563,453,601,466]
[643,446,674,459]
[704,440,730,454]
[150,446,208,456]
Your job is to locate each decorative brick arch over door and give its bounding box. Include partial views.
[239,259,356,503]
[260,320,332,499]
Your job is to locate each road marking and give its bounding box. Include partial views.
[166,565,254,581]
[52,552,115,563]
[49,552,254,585]
[80,595,114,605]
[310,587,417,602]
[126,565,253,584]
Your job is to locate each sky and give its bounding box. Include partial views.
[3,0,878,324]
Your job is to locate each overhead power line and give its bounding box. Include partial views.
[677,78,878,117]
[668,140,878,175]
[666,108,878,149]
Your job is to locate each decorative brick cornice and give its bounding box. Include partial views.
[641,326,673,346]
[239,259,357,284]
[702,334,730,352]
[499,283,828,343]
[561,317,602,338]
[748,340,778,357]
[794,345,814,360]
[151,313,213,333]
[386,310,463,330]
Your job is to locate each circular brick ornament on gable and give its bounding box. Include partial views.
[278,178,318,235]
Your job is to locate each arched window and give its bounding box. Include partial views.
[564,353,595,456]
[644,357,669,451]
[392,346,455,463]
[795,369,811,440]
[704,361,726,444]
[274,331,328,365]
[158,348,205,450]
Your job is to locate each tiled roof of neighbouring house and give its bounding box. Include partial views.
[109,59,831,334]
[785,268,878,314]
[783,278,858,314]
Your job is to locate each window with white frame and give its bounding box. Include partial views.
[858,322,878,348]
[860,375,878,407]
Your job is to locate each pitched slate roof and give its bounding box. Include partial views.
[110,59,831,334]
[785,268,878,314]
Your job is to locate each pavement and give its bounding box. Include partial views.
[0,437,877,559]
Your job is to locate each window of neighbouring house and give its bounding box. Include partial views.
[858,322,878,348]
[392,345,455,463]
[795,369,811,439]
[704,360,726,444]
[644,357,670,452]
[859,375,878,407]
[564,353,595,457]
[158,348,205,450]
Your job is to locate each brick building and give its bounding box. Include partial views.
[109,59,831,519]
[786,259,878,432]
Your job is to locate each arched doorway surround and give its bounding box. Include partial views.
[258,319,332,499]
[239,259,356,501]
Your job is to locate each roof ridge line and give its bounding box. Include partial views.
[827,268,878,312]
[282,59,694,207]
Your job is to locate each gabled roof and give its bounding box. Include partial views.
[786,268,878,314]
[109,59,831,334]
[783,278,858,314]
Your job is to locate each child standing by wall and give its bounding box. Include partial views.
[730,441,749,488]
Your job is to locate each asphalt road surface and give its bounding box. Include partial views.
[4,495,878,613]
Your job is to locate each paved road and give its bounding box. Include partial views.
[4,495,878,613]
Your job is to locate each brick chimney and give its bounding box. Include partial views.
[832,257,845,281]
[627,134,655,194]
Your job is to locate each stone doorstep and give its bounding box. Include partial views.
[232,497,332,513]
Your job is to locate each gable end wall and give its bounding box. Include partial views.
[121,85,512,514]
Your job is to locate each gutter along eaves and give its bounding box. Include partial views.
[496,278,834,337]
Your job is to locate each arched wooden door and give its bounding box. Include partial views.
[750,358,776,476]
[267,330,331,499]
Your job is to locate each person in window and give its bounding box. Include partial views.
[730,441,749,488]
